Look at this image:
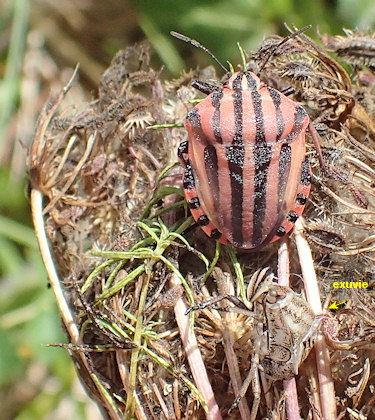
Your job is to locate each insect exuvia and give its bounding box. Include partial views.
[186,267,320,417]
[173,27,324,249]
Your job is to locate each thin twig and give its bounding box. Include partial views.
[170,273,223,420]
[294,219,337,420]
[31,188,122,420]
[278,238,302,420]
[215,270,252,420]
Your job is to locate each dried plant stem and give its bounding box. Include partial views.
[31,189,80,344]
[31,188,122,420]
[221,328,253,419]
[278,238,302,420]
[116,351,149,420]
[29,65,79,161]
[215,271,252,419]
[294,219,337,420]
[320,183,375,215]
[283,380,301,420]
[277,238,290,286]
[43,131,97,214]
[170,273,223,420]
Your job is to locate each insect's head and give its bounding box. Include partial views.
[222,41,262,91]
[225,71,261,91]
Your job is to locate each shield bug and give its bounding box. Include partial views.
[173,28,324,249]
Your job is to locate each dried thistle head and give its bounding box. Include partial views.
[322,29,375,69]
[28,30,375,420]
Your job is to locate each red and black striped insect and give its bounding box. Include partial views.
[173,28,324,249]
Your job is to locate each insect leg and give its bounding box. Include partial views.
[185,294,250,315]
[228,351,261,420]
[308,123,326,170]
[177,140,188,162]
[192,80,220,95]
[280,87,295,96]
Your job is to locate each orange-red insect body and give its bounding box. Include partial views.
[179,71,320,249]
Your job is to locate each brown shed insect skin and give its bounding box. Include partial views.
[179,69,323,248]
[186,268,320,417]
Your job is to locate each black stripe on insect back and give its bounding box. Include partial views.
[277,144,292,212]
[204,144,220,213]
[211,90,223,143]
[186,107,202,129]
[300,157,311,185]
[246,73,273,247]
[268,87,285,140]
[227,73,245,246]
[187,107,211,147]
[286,105,308,143]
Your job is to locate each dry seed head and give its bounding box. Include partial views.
[322,30,375,68]
[28,32,375,420]
[305,219,346,251]
[282,60,315,81]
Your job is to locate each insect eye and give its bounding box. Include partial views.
[266,290,278,304]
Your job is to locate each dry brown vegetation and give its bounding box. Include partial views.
[29,29,375,420]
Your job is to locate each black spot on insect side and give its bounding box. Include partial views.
[276,226,286,237]
[188,197,200,209]
[300,158,311,186]
[197,215,210,226]
[183,160,195,190]
[153,406,162,415]
[178,141,188,158]
[296,193,307,205]
[210,229,222,240]
[287,211,299,223]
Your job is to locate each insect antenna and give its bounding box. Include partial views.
[257,24,312,76]
[171,31,229,74]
